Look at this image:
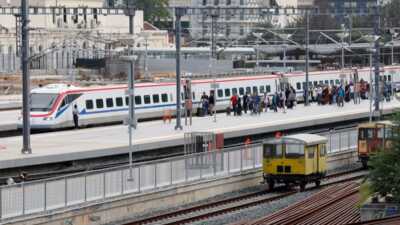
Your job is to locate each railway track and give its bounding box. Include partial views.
[122,169,367,225]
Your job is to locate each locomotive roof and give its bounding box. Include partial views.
[266,133,328,146]
[358,120,396,128]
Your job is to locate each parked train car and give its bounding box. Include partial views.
[262,134,328,191]
[357,120,397,168]
[18,66,400,130]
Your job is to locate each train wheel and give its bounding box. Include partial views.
[299,182,306,192]
[268,179,275,191]
[315,180,321,188]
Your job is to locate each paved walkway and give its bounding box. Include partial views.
[0,99,399,169]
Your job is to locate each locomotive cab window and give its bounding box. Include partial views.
[263,144,282,158]
[320,144,327,156]
[246,87,251,94]
[285,144,304,158]
[296,82,301,90]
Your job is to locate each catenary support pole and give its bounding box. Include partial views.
[175,7,185,130]
[305,11,310,106]
[21,0,31,154]
[373,5,381,120]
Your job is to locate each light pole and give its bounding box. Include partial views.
[21,0,31,154]
[121,55,137,181]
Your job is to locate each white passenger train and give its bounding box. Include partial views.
[20,66,400,129]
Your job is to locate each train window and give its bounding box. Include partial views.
[144,95,151,104]
[296,82,301,90]
[252,86,258,94]
[115,97,122,107]
[218,89,223,98]
[225,88,231,97]
[302,82,306,90]
[259,86,265,93]
[266,85,271,93]
[335,79,340,84]
[324,80,329,84]
[330,80,334,85]
[319,80,323,84]
[388,75,392,81]
[161,94,168,103]
[359,129,366,140]
[239,87,244,95]
[192,92,196,100]
[385,128,393,139]
[246,87,251,94]
[67,94,81,103]
[285,144,304,158]
[59,98,67,109]
[96,99,104,109]
[313,81,318,86]
[135,96,142,105]
[86,100,94,110]
[320,144,327,156]
[367,129,374,139]
[153,94,160,104]
[263,144,282,158]
[377,128,384,139]
[307,146,316,159]
[232,88,238,95]
[106,98,114,108]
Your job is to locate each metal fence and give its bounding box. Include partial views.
[0,129,358,221]
[322,128,358,153]
[0,144,263,220]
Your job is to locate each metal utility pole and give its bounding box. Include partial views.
[373,5,381,120]
[21,0,31,154]
[210,10,218,123]
[128,57,135,180]
[174,7,186,130]
[304,11,310,106]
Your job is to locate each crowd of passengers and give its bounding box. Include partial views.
[198,79,394,117]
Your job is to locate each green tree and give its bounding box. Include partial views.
[368,113,400,203]
[122,0,170,23]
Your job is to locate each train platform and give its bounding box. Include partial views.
[0,110,18,132]
[0,99,399,170]
[0,95,21,110]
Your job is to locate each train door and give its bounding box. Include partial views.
[307,145,317,174]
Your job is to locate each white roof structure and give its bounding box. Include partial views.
[284,134,328,145]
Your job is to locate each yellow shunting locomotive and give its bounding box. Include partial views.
[263,134,327,191]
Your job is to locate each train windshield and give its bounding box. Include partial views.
[30,93,59,112]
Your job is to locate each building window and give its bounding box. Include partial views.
[202,0,207,5]
[226,0,231,5]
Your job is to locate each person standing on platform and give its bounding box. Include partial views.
[272,93,278,112]
[201,92,209,116]
[230,93,238,116]
[209,91,215,116]
[338,86,345,107]
[281,92,287,113]
[73,105,79,129]
[243,92,249,114]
